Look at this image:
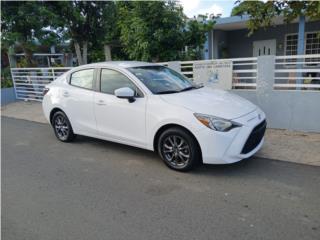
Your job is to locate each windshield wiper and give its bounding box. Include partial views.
[179,84,203,92]
[156,84,204,94]
[179,86,196,92]
[155,90,180,94]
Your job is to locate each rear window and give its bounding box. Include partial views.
[70,69,94,90]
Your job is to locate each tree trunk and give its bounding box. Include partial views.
[74,42,83,65]
[74,41,89,65]
[104,45,112,61]
[83,41,88,64]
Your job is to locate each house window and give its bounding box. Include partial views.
[285,34,298,55]
[285,32,320,55]
[305,32,320,55]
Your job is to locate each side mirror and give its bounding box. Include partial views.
[114,87,135,103]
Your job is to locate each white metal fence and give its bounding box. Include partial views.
[161,57,257,89]
[274,54,320,90]
[10,54,319,102]
[11,67,71,101]
[229,57,257,89]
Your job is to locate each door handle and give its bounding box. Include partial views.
[96,100,106,106]
[63,91,70,97]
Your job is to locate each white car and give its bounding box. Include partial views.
[42,61,266,171]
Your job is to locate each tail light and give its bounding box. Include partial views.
[43,87,50,96]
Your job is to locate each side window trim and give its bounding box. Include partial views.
[68,68,97,91]
[98,68,144,98]
[96,68,102,92]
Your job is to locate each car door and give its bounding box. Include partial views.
[63,68,97,136]
[94,68,147,148]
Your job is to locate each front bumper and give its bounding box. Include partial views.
[195,109,266,164]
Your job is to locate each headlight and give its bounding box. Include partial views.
[194,113,241,132]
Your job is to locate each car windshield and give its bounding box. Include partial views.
[127,65,200,94]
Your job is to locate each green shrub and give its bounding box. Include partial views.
[1,67,14,88]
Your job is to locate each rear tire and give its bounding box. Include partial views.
[52,111,76,142]
[157,127,201,171]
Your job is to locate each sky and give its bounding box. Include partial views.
[179,0,238,18]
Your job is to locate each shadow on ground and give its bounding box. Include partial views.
[71,133,318,180]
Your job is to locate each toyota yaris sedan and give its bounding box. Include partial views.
[42,61,266,171]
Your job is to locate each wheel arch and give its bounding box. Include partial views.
[153,123,202,161]
[49,107,65,124]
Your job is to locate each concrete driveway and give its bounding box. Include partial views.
[2,117,320,240]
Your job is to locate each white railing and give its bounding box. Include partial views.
[10,58,257,102]
[230,57,257,89]
[10,54,320,102]
[274,54,320,90]
[11,67,72,101]
[160,57,258,89]
[162,55,320,91]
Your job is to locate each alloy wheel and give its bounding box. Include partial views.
[162,135,190,168]
[54,115,69,140]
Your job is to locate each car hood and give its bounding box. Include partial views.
[160,87,257,119]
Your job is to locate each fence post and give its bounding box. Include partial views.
[10,68,18,100]
[296,16,305,90]
[256,55,275,96]
[51,68,55,80]
[167,61,181,73]
[255,55,282,128]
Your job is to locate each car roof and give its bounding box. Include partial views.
[75,61,162,69]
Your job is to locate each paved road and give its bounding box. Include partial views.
[2,117,320,240]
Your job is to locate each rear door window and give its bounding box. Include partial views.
[70,69,94,90]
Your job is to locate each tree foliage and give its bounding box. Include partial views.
[231,0,320,35]
[1,1,215,65]
[1,1,57,66]
[183,16,214,60]
[116,1,185,62]
[45,1,116,65]
[116,1,214,62]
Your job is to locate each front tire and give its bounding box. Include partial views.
[52,111,76,142]
[157,127,201,171]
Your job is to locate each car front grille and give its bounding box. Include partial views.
[241,120,267,154]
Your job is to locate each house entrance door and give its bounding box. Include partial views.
[253,39,276,56]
